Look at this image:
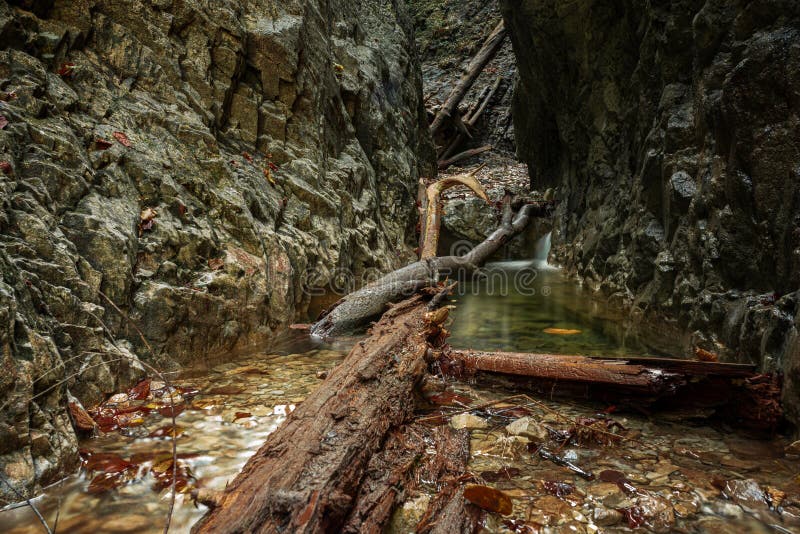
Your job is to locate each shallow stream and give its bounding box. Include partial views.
[1,259,797,533]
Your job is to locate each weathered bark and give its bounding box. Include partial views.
[193,295,444,533]
[440,75,503,162]
[443,349,783,431]
[420,170,489,259]
[429,21,507,137]
[438,144,493,170]
[312,201,542,338]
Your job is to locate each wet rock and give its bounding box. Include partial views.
[505,416,548,440]
[592,506,622,526]
[723,479,768,512]
[450,413,488,430]
[0,0,434,503]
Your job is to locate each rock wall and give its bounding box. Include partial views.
[501,1,800,424]
[0,0,432,502]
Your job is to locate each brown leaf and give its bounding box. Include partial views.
[81,451,134,474]
[208,385,244,395]
[127,379,151,401]
[264,167,275,185]
[0,116,8,130]
[242,151,254,163]
[57,62,76,78]
[88,472,126,494]
[148,425,185,439]
[543,327,581,335]
[0,90,17,101]
[158,404,185,418]
[113,131,132,147]
[208,257,224,271]
[463,484,514,515]
[69,402,96,431]
[140,207,157,222]
[234,412,252,421]
[0,161,11,175]
[95,138,113,150]
[694,347,718,362]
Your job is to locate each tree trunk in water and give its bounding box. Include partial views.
[192,294,451,533]
[311,201,544,338]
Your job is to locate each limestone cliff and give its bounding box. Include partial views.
[0,0,433,503]
[501,0,800,425]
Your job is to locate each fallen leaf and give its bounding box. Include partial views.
[289,323,311,330]
[542,480,575,498]
[95,138,113,150]
[81,451,134,474]
[113,131,132,147]
[69,402,96,431]
[619,506,646,529]
[0,161,11,174]
[428,391,473,406]
[148,425,185,439]
[694,347,718,362]
[178,203,187,217]
[543,328,581,335]
[480,467,521,482]
[333,63,345,72]
[208,257,224,271]
[264,167,275,185]
[242,151,254,163]
[88,472,126,494]
[158,404,185,418]
[57,62,76,78]
[0,90,17,101]
[463,484,514,515]
[127,379,151,401]
[234,412,252,421]
[0,116,8,129]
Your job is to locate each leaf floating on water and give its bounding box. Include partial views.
[543,328,581,335]
[127,379,151,401]
[694,347,718,362]
[81,451,134,474]
[234,412,252,421]
[619,506,646,529]
[113,131,132,147]
[88,472,126,494]
[463,484,514,515]
[69,402,96,431]
[158,404,185,418]
[148,425,185,439]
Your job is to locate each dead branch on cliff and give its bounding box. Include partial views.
[439,75,503,167]
[429,21,507,138]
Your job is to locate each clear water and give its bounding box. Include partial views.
[1,245,796,533]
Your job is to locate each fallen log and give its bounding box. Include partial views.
[193,294,450,533]
[429,21,507,137]
[439,75,503,163]
[438,144,493,170]
[312,199,542,338]
[442,349,783,432]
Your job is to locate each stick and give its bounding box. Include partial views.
[440,76,503,162]
[438,145,492,170]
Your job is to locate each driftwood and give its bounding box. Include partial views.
[429,21,507,137]
[420,170,489,259]
[437,145,493,170]
[312,198,541,338]
[442,349,783,431]
[193,293,451,533]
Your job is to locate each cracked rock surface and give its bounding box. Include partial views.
[0,0,433,503]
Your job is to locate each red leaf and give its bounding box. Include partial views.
[619,506,646,529]
[127,379,151,401]
[82,451,133,474]
[428,391,473,406]
[242,151,254,163]
[0,116,8,130]
[268,161,279,171]
[0,161,12,175]
[208,257,224,271]
[463,484,514,515]
[158,404,185,418]
[178,203,187,217]
[57,62,76,78]
[234,412,251,421]
[87,472,126,494]
[68,402,96,431]
[113,131,132,147]
[95,138,113,150]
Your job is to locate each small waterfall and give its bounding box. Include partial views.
[533,231,554,269]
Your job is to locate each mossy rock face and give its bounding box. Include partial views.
[502,0,800,423]
[0,0,434,502]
